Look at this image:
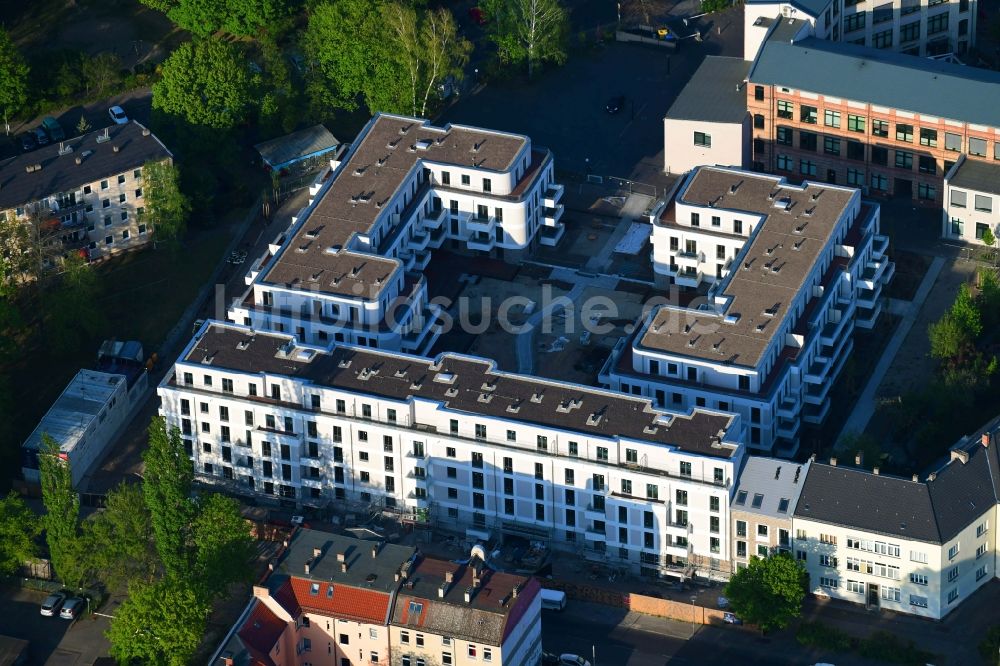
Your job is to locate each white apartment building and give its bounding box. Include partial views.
[744,0,976,60]
[663,57,751,175]
[731,457,811,571]
[601,167,892,457]
[158,320,746,580]
[793,429,1000,620]
[228,113,564,356]
[942,155,1000,245]
[0,122,171,264]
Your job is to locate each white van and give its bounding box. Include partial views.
[540,588,567,611]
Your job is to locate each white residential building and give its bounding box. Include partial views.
[601,166,893,456]
[158,321,746,579]
[793,428,1000,620]
[942,156,1000,245]
[744,0,976,60]
[228,113,564,356]
[0,122,171,264]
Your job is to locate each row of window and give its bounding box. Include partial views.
[949,190,994,213]
[438,170,493,193]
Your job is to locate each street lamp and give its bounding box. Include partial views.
[585,157,591,175]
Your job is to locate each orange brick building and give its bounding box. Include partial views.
[745,19,1000,205]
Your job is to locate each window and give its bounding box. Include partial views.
[928,11,949,34]
[799,159,817,176]
[468,645,477,658]
[949,543,960,559]
[895,150,913,169]
[736,490,747,505]
[910,573,928,585]
[872,28,892,48]
[537,435,548,451]
[910,550,928,564]
[970,137,988,157]
[483,178,491,193]
[691,212,700,227]
[871,173,888,191]
[776,154,793,171]
[880,586,901,603]
[776,126,792,146]
[736,520,747,537]
[799,131,817,152]
[948,565,960,581]
[675,489,688,506]
[895,124,913,143]
[844,12,865,31]
[919,127,937,148]
[945,132,962,152]
[846,580,865,594]
[824,110,840,128]
[737,541,747,558]
[754,85,764,101]
[824,136,841,156]
[948,588,959,604]
[977,521,989,537]
[694,132,711,147]
[461,174,471,186]
[918,183,936,201]
[918,155,936,175]
[910,595,928,608]
[679,461,691,477]
[800,105,817,124]
[596,446,608,461]
[777,100,793,119]
[847,114,865,132]
[754,114,765,129]
[751,493,764,509]
[977,565,988,580]
[951,190,968,208]
[757,524,769,538]
[820,554,837,567]
[711,215,721,227]
[847,168,864,186]
[710,517,720,534]
[820,577,839,589]
[872,119,889,138]
[977,223,991,240]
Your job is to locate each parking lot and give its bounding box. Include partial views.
[0,586,113,665]
[441,7,744,185]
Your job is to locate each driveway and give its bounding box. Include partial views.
[0,587,112,665]
[441,8,744,187]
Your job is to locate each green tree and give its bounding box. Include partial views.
[106,578,209,666]
[76,113,92,135]
[191,494,254,599]
[83,483,157,590]
[928,313,971,361]
[143,417,196,579]
[980,625,1000,665]
[483,0,568,79]
[0,28,29,134]
[0,491,41,576]
[152,39,255,130]
[724,553,806,634]
[950,283,982,340]
[303,0,381,112]
[983,227,996,248]
[45,254,105,354]
[140,0,290,37]
[142,160,190,246]
[38,434,88,589]
[81,52,122,98]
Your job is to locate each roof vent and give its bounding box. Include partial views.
[872,466,880,475]
[25,164,41,173]
[803,206,815,217]
[142,128,150,137]
[400,124,412,134]
[643,424,658,435]
[471,141,483,153]
[763,303,779,317]
[586,409,605,427]
[481,380,497,392]
[236,339,251,351]
[927,472,937,481]
[712,339,723,352]
[387,138,399,149]
[950,449,970,464]
[477,392,493,403]
[794,466,801,483]
[377,156,388,167]
[394,369,408,378]
[729,181,742,194]
[337,551,347,563]
[410,380,423,390]
[912,474,919,482]
[464,587,473,603]
[201,353,215,365]
[811,190,822,201]
[506,400,522,414]
[338,358,351,369]
[353,166,367,176]
[444,387,459,398]
[58,141,72,156]
[415,139,431,150]
[793,239,805,250]
[112,145,120,153]
[829,457,837,466]
[767,190,778,200]
[434,372,456,384]
[755,322,767,332]
[530,391,544,403]
[97,128,110,143]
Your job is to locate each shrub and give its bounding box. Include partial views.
[795,621,854,652]
[858,631,936,665]
[980,625,1000,664]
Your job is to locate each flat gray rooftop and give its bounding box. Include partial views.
[666,57,751,124]
[181,323,740,459]
[643,167,855,368]
[948,158,1000,195]
[23,370,125,453]
[263,114,528,299]
[749,35,1000,128]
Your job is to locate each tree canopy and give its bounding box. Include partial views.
[106,577,209,666]
[140,0,291,37]
[152,39,256,130]
[191,493,255,599]
[724,553,806,634]
[143,417,196,580]
[82,483,158,591]
[142,160,190,246]
[38,434,88,589]
[928,274,999,389]
[483,0,568,79]
[0,491,40,576]
[0,28,28,132]
[45,254,105,354]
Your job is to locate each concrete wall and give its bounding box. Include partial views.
[663,118,748,176]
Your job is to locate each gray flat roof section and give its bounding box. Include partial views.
[263,114,528,299]
[749,36,1000,128]
[23,370,125,453]
[732,456,808,518]
[948,157,1000,195]
[643,167,855,368]
[254,124,340,170]
[0,121,171,211]
[181,323,740,458]
[745,0,830,17]
[666,57,751,123]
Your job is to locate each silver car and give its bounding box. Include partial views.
[40,592,65,617]
[60,597,85,620]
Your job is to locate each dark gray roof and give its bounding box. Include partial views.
[795,432,1000,543]
[275,528,416,593]
[666,57,751,123]
[795,464,939,541]
[749,37,1000,127]
[731,456,809,518]
[254,124,340,169]
[180,322,740,459]
[948,157,1000,195]
[391,557,539,646]
[0,121,171,210]
[746,0,830,17]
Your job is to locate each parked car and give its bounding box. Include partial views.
[560,655,591,666]
[468,6,486,25]
[723,612,743,625]
[540,653,561,665]
[40,592,66,617]
[605,95,625,114]
[60,597,85,620]
[19,132,37,152]
[33,126,50,146]
[41,116,65,142]
[108,106,128,125]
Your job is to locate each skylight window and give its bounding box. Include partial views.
[736,490,748,505]
[778,498,790,513]
[751,493,764,508]
[409,601,424,616]
[310,583,320,595]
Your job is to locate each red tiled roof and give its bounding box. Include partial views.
[238,601,287,666]
[272,578,301,618]
[288,576,391,624]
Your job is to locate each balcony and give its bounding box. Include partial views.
[407,229,431,252]
[673,269,704,289]
[675,250,704,267]
[542,204,564,226]
[423,207,446,230]
[802,399,831,424]
[428,225,447,249]
[857,287,878,309]
[777,399,798,420]
[856,302,882,329]
[539,223,565,247]
[860,260,890,289]
[584,504,606,519]
[585,525,606,539]
[803,379,831,405]
[467,215,496,234]
[543,184,564,208]
[820,310,850,345]
[804,359,831,385]
[405,492,430,508]
[468,231,495,252]
[872,234,889,259]
[414,249,431,271]
[776,416,800,440]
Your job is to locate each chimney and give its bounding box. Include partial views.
[252,585,270,600]
[445,571,454,583]
[912,474,919,482]
[75,156,82,165]
[221,652,235,666]
[512,584,519,599]
[113,145,120,153]
[371,544,379,559]
[928,472,937,482]
[304,561,311,575]
[464,586,473,603]
[337,552,346,563]
[872,467,880,475]
[829,457,837,466]
[142,128,151,137]
[340,562,348,573]
[950,449,970,464]
[313,547,322,559]
[855,451,863,467]
[394,572,400,582]
[983,432,992,448]
[438,582,448,598]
